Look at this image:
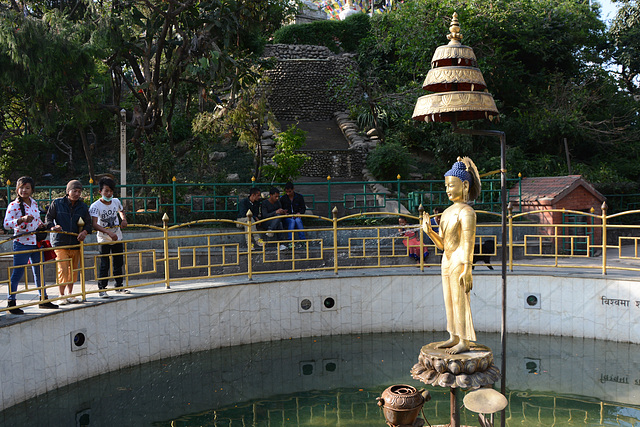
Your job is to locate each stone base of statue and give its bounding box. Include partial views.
[411,341,500,388]
[411,341,501,427]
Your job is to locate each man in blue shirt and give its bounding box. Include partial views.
[280,182,306,241]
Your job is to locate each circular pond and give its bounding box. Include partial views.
[1,331,638,426]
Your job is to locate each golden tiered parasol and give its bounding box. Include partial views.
[412,13,499,123]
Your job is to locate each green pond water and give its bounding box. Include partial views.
[1,331,639,426]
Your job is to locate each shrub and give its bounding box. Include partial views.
[273,13,370,53]
[366,142,411,180]
[260,124,310,183]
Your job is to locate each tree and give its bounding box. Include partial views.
[609,0,640,95]
[225,86,278,180]
[92,0,297,183]
[356,0,640,183]
[0,8,104,179]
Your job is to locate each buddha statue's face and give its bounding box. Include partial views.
[445,175,468,202]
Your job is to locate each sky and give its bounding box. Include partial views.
[599,0,619,23]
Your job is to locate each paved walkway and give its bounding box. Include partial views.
[280,120,350,150]
[2,244,639,328]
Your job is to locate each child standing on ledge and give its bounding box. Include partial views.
[89,177,128,298]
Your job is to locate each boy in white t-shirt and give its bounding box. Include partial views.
[89,177,128,298]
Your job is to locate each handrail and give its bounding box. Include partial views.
[1,207,639,314]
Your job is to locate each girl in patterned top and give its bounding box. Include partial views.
[3,176,59,313]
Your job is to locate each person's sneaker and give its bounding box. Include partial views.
[256,239,265,247]
[67,297,80,304]
[115,288,131,294]
[99,292,111,299]
[58,298,69,306]
[266,231,274,238]
[39,302,59,309]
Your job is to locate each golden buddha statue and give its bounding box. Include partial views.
[422,156,481,354]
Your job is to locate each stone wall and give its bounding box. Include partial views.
[291,111,377,178]
[262,44,359,121]
[263,44,334,59]
[298,148,366,178]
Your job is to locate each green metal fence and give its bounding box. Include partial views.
[1,176,523,225]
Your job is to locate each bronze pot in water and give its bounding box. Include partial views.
[376,384,431,426]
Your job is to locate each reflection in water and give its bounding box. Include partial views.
[1,332,639,426]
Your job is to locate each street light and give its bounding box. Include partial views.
[120,108,127,199]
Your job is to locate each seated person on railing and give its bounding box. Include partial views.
[398,216,429,264]
[280,182,306,242]
[261,187,286,240]
[236,187,263,248]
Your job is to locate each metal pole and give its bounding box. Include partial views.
[162,213,171,289]
[450,387,460,427]
[499,132,507,427]
[452,126,508,427]
[120,109,127,199]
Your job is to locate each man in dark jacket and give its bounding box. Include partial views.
[236,187,263,248]
[261,187,285,239]
[280,182,306,241]
[44,180,92,304]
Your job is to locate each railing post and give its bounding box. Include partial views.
[508,202,513,272]
[5,179,10,210]
[88,178,94,203]
[172,176,177,225]
[163,213,171,289]
[332,206,338,275]
[554,212,560,267]
[327,175,332,218]
[518,172,522,213]
[601,202,608,275]
[418,204,425,271]
[247,210,253,280]
[77,217,87,302]
[213,185,217,218]
[397,174,402,214]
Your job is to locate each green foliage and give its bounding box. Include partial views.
[354,0,640,187]
[0,134,50,181]
[273,12,370,52]
[608,0,640,95]
[191,112,218,139]
[224,87,278,179]
[140,137,176,185]
[261,124,310,183]
[366,142,411,180]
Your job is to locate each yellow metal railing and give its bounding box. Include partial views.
[1,206,639,313]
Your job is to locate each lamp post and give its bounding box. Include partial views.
[120,108,127,199]
[412,13,508,427]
